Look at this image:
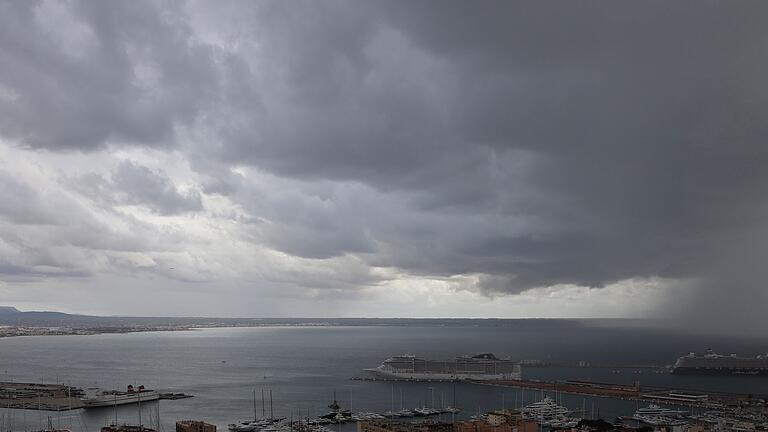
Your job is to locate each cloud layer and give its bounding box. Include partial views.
[0,0,766,324]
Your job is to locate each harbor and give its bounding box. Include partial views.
[1,326,767,432]
[0,383,84,411]
[0,383,193,412]
[0,373,766,432]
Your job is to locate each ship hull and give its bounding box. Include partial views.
[365,368,518,381]
[671,367,768,376]
[82,392,160,408]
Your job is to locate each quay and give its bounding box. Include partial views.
[470,378,768,408]
[0,382,84,411]
[0,382,194,411]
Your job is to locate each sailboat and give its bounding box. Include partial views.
[228,389,284,432]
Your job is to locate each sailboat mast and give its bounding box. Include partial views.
[390,384,394,420]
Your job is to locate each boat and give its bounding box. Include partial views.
[101,425,156,432]
[633,405,687,417]
[228,419,284,432]
[318,394,352,423]
[630,404,687,427]
[521,396,578,427]
[365,353,521,381]
[412,407,441,416]
[81,385,159,408]
[672,350,768,375]
[228,389,285,432]
[521,397,571,418]
[631,415,688,427]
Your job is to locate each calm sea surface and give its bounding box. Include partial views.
[1,321,767,432]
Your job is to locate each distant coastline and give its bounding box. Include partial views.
[0,305,658,339]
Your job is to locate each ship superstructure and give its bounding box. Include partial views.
[366,353,521,381]
[672,351,768,375]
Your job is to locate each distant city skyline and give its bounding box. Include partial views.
[0,1,766,329]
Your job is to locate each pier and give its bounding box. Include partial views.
[0,382,84,411]
[470,378,768,409]
[0,382,194,411]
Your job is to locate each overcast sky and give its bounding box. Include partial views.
[0,1,766,324]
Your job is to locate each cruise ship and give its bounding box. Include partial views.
[365,353,521,381]
[672,351,768,375]
[81,385,160,408]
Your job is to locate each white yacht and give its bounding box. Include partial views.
[227,418,284,432]
[521,397,571,418]
[521,396,577,427]
[631,404,688,426]
[634,404,687,417]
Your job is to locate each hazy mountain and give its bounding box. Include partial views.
[0,306,654,330]
[0,306,20,314]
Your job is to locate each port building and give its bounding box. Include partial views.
[176,420,216,432]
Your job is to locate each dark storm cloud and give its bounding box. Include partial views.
[191,0,768,327]
[0,0,218,150]
[1,0,767,322]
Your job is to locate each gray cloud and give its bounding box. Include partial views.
[0,0,766,322]
[200,2,768,284]
[110,161,203,215]
[0,0,220,150]
[73,160,203,215]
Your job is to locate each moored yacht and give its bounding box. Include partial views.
[634,404,687,417]
[521,396,578,427]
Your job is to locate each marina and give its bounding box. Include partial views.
[227,390,463,432]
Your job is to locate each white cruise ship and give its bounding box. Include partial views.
[81,385,159,408]
[365,353,521,381]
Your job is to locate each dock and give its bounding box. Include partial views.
[0,382,84,411]
[0,382,194,411]
[470,378,768,409]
